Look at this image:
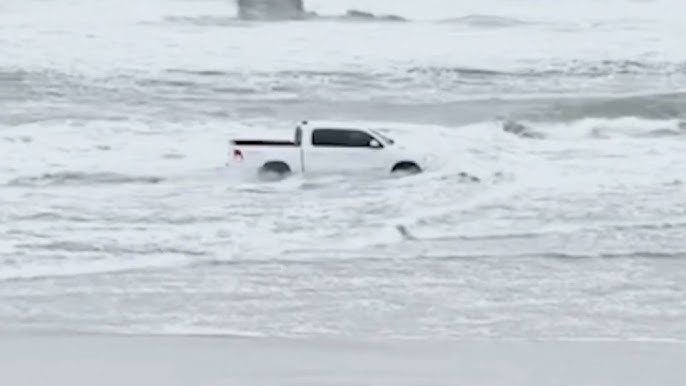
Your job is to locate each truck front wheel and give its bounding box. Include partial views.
[258,161,291,180]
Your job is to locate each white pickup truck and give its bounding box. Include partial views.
[227,120,431,178]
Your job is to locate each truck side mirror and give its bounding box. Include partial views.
[369,139,382,148]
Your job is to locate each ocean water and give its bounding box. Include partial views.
[1,0,686,342]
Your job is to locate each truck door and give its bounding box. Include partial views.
[304,128,390,175]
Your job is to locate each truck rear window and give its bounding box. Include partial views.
[311,128,378,147]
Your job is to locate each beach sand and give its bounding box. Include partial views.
[1,332,684,386]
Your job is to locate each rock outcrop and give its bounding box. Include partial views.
[237,0,305,20]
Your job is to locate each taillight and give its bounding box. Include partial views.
[233,149,243,161]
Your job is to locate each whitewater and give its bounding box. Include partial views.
[2,0,686,349]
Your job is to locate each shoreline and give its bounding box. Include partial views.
[1,331,685,386]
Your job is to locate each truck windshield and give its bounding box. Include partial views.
[370,129,395,145]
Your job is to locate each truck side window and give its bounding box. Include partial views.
[311,128,380,148]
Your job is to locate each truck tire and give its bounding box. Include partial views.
[391,161,422,175]
[258,161,291,180]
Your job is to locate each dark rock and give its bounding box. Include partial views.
[345,9,406,21]
[502,119,546,139]
[237,0,305,20]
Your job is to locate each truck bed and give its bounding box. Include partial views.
[231,140,297,146]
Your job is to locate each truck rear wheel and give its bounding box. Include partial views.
[391,161,422,175]
[258,161,291,180]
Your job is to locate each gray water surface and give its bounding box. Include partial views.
[2,0,686,342]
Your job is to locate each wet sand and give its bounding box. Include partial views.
[1,332,685,386]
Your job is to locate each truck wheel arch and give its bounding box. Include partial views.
[391,161,422,174]
[258,161,292,178]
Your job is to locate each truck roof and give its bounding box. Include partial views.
[298,119,426,131]
[299,120,371,130]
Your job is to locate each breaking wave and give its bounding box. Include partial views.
[535,92,686,121]
[163,10,406,25]
[6,172,165,187]
[499,117,686,139]
[198,249,686,269]
[0,255,195,281]
[13,241,206,257]
[440,14,532,27]
[7,63,686,124]
[409,60,686,78]
[12,211,230,225]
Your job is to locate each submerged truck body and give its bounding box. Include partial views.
[227,120,430,178]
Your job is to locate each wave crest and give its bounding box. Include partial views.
[441,14,531,27]
[6,172,165,187]
[499,116,686,139]
[410,60,686,78]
